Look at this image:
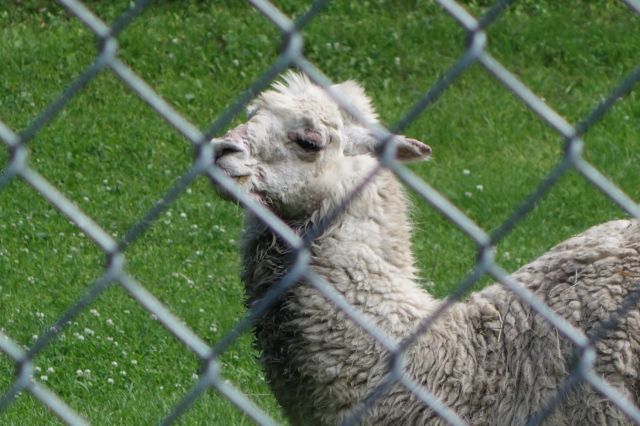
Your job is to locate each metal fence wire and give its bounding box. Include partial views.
[1,0,640,425]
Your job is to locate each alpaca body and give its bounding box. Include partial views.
[211,72,640,425]
[241,167,640,425]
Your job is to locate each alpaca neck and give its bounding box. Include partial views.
[242,163,437,335]
[240,163,440,424]
[309,167,437,332]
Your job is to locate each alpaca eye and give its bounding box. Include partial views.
[295,135,322,152]
[288,130,323,152]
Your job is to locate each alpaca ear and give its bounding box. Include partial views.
[343,126,431,163]
[392,135,432,162]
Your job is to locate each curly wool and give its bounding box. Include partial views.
[241,168,640,425]
[210,72,640,425]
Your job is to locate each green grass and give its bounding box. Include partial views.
[1,0,639,424]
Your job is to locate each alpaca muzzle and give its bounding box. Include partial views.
[212,139,248,163]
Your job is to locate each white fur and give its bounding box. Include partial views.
[211,72,640,425]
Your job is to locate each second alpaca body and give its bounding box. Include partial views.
[213,72,640,425]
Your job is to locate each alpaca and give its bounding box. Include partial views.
[210,72,640,425]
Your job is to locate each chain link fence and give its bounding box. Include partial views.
[1,0,640,424]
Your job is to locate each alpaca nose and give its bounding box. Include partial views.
[211,139,248,161]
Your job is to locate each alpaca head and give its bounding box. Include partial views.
[211,72,431,218]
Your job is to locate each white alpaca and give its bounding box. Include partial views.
[211,72,640,425]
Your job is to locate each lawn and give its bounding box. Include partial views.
[0,0,639,424]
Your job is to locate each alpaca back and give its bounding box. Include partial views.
[467,219,640,424]
[400,218,640,424]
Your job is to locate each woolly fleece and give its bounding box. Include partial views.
[212,73,640,425]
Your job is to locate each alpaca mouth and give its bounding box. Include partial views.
[223,172,252,188]
[211,173,252,202]
[212,162,251,183]
[213,159,252,181]
[231,174,250,185]
[228,172,249,179]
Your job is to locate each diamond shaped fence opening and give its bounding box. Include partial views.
[1,0,640,425]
